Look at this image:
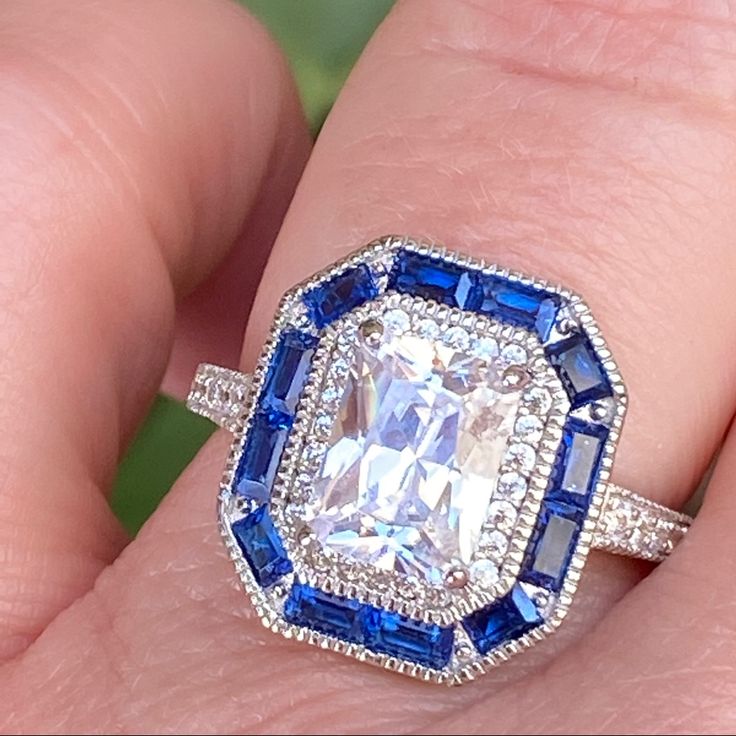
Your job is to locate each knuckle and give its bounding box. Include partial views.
[404,0,736,112]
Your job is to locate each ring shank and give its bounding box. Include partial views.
[187,363,692,564]
[186,363,252,432]
[593,483,690,562]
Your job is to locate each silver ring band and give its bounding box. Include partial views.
[187,362,691,565]
[185,237,697,684]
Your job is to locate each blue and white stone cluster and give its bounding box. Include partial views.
[219,237,626,684]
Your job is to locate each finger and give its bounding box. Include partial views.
[248,1,736,509]
[0,0,308,659]
[5,0,736,733]
[230,0,736,723]
[444,421,736,735]
[163,135,308,398]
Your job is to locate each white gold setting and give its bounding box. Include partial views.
[186,363,251,431]
[187,235,692,685]
[596,484,690,562]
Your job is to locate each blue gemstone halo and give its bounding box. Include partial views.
[217,237,627,685]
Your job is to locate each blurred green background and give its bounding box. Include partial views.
[111,0,395,534]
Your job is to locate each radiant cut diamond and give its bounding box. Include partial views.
[307,320,525,585]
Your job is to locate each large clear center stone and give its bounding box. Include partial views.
[308,323,523,585]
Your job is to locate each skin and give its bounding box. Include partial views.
[0,0,735,732]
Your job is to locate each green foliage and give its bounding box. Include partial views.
[245,0,394,133]
[111,0,394,534]
[111,396,215,533]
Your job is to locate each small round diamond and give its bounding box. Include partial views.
[233,495,257,515]
[642,530,664,557]
[487,500,517,532]
[497,471,527,501]
[528,587,554,617]
[295,471,314,487]
[479,529,509,559]
[555,314,577,336]
[332,356,350,374]
[321,384,339,403]
[205,380,221,403]
[297,526,315,547]
[515,414,543,442]
[336,326,353,345]
[314,413,333,435]
[500,343,527,365]
[524,386,552,413]
[303,442,326,464]
[383,308,411,334]
[474,336,499,360]
[416,318,440,340]
[505,443,536,473]
[444,326,470,350]
[470,559,500,588]
[626,525,645,547]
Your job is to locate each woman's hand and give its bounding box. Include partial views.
[1,1,735,733]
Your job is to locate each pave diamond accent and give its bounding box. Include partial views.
[521,501,583,591]
[187,363,251,430]
[205,237,636,685]
[307,315,525,585]
[595,484,690,562]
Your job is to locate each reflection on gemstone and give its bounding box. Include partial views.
[462,583,542,654]
[531,513,577,579]
[547,333,611,407]
[559,423,607,498]
[307,319,524,585]
[522,501,583,591]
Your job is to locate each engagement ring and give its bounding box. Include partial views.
[187,236,691,685]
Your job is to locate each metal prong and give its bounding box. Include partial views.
[501,365,530,391]
[443,565,469,589]
[297,525,315,548]
[359,318,384,348]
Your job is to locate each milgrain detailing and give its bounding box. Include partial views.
[187,236,692,685]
